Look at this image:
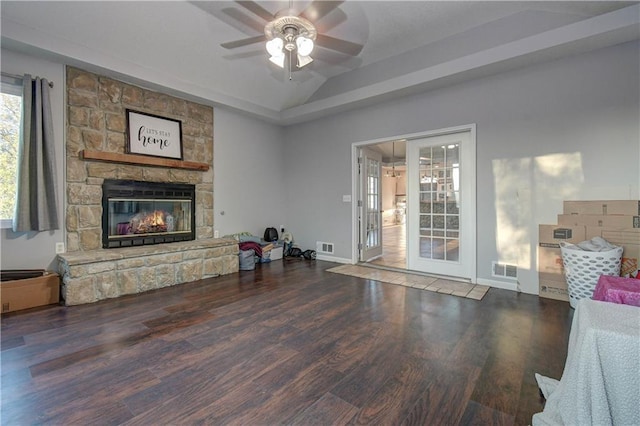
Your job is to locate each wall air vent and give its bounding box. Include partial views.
[316,241,334,254]
[492,261,518,280]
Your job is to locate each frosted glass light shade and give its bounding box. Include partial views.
[266,38,283,57]
[297,54,313,68]
[269,54,285,68]
[266,38,285,68]
[296,36,314,56]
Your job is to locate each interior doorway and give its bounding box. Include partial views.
[357,139,408,270]
[353,125,476,282]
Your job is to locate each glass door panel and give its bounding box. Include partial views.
[360,147,383,261]
[407,129,475,279]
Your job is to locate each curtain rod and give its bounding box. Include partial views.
[1,72,54,88]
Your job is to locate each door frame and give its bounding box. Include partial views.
[351,124,476,282]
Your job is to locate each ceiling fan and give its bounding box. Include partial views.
[220,1,363,71]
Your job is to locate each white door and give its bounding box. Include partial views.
[359,147,383,261]
[406,129,476,279]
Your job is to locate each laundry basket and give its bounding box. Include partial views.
[560,242,623,308]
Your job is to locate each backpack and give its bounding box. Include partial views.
[287,247,303,257]
[263,227,278,242]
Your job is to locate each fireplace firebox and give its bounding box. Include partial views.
[102,179,196,248]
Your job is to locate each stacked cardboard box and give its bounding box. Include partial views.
[538,200,640,302]
[538,225,586,301]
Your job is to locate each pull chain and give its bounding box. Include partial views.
[288,0,294,81]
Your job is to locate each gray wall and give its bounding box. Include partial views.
[283,41,640,294]
[213,107,287,237]
[2,41,639,296]
[1,49,66,271]
[0,48,289,270]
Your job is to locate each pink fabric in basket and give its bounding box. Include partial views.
[593,276,640,307]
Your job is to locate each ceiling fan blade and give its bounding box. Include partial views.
[223,49,265,60]
[299,1,344,22]
[315,34,363,56]
[235,1,273,22]
[221,35,266,49]
[312,8,347,33]
[223,7,266,34]
[313,48,360,67]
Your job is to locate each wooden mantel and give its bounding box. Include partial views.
[81,150,209,171]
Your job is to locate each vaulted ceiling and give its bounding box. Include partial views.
[2,1,638,125]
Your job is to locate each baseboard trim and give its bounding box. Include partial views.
[476,278,519,292]
[315,254,353,264]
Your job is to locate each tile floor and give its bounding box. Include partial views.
[342,224,489,300]
[328,264,490,300]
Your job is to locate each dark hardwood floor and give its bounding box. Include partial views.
[1,260,573,425]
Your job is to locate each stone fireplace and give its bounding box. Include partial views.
[57,67,239,306]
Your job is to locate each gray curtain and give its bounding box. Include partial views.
[12,74,59,232]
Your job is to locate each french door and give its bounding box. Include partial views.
[406,128,476,279]
[359,147,383,261]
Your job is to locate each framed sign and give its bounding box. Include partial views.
[126,109,183,160]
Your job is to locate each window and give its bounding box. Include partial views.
[0,75,22,228]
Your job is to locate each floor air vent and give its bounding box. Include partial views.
[316,241,334,254]
[492,261,518,279]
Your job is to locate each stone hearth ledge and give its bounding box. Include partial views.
[58,238,239,305]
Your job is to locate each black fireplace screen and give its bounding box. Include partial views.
[102,179,196,248]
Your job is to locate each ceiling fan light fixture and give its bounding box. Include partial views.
[221,2,364,77]
[264,14,317,72]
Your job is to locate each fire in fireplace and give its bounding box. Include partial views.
[102,179,196,248]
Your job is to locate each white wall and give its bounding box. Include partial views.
[1,48,66,271]
[213,107,287,238]
[283,41,640,294]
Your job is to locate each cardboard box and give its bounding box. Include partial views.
[1,272,60,313]
[537,225,585,302]
[538,246,565,278]
[563,200,640,216]
[538,276,569,302]
[538,225,586,277]
[558,214,640,229]
[539,224,586,248]
[585,227,640,278]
